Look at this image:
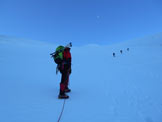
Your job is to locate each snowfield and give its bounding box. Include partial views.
[0,34,162,122]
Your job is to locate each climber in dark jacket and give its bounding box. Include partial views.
[58,47,72,99]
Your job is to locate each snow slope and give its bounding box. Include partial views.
[0,34,162,122]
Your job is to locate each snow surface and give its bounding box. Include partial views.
[0,34,162,122]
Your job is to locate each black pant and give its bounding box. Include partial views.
[59,64,71,94]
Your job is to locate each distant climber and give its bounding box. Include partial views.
[113,53,115,57]
[120,50,123,54]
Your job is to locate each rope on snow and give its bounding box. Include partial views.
[57,99,66,122]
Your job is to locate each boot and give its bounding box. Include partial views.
[58,94,69,99]
[65,87,71,93]
[58,90,69,99]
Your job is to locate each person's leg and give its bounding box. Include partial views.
[64,72,71,92]
[60,72,66,94]
[59,71,69,99]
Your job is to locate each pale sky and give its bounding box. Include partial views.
[0,0,162,45]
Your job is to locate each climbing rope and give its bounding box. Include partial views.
[57,99,66,122]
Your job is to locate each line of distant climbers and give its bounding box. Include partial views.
[113,48,129,57]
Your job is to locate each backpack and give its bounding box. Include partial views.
[52,46,64,64]
[50,42,72,64]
